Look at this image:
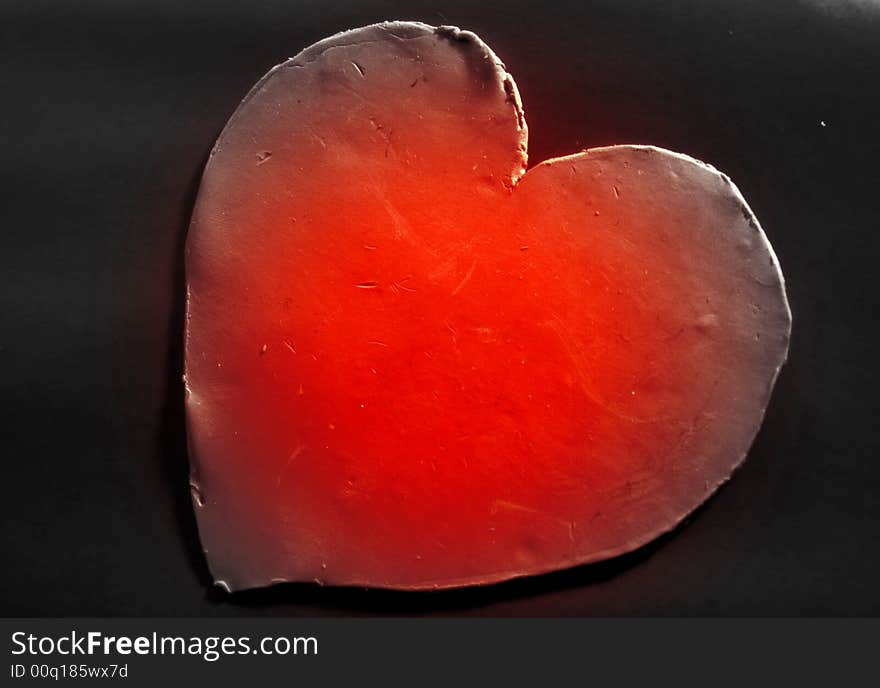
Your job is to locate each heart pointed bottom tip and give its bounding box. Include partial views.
[184,22,791,592]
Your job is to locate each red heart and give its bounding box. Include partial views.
[185,22,791,591]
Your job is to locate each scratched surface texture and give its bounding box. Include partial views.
[184,23,790,592]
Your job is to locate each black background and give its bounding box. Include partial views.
[2,0,878,616]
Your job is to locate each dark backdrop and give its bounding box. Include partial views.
[2,0,878,616]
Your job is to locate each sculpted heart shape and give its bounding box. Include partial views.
[184,22,791,591]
